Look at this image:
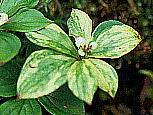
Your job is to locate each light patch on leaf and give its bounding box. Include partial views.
[0,13,9,26]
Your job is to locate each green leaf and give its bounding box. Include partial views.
[38,84,85,115]
[67,9,92,42]
[90,20,141,58]
[84,59,118,97]
[0,98,42,115]
[0,60,21,97]
[0,0,39,16]
[67,60,97,103]
[26,23,78,58]
[0,8,52,32]
[0,31,21,62]
[17,49,76,99]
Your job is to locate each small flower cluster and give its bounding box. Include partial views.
[75,36,98,56]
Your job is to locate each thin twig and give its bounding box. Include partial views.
[54,0,64,16]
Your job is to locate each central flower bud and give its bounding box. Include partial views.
[75,36,88,48]
[75,36,98,56]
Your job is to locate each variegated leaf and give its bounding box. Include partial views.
[67,9,92,42]
[84,59,118,97]
[17,49,76,99]
[67,60,97,103]
[68,59,118,103]
[26,23,78,58]
[90,20,141,58]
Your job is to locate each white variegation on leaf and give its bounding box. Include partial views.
[0,13,9,26]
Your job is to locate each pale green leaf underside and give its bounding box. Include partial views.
[0,8,52,32]
[17,49,76,99]
[26,23,78,58]
[38,84,85,115]
[67,9,92,42]
[0,31,21,62]
[0,0,39,16]
[84,59,118,97]
[90,20,141,58]
[67,60,97,103]
[0,98,41,115]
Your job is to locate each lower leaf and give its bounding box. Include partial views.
[0,60,21,97]
[67,60,98,103]
[0,98,42,115]
[38,84,85,115]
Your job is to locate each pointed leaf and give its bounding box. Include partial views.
[67,60,97,103]
[17,49,76,99]
[0,8,52,32]
[0,31,21,62]
[0,60,21,97]
[90,20,141,58]
[67,9,92,42]
[0,98,41,115]
[38,84,85,115]
[26,23,78,58]
[0,0,39,16]
[84,59,118,97]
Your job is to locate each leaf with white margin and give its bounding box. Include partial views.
[90,20,141,58]
[17,49,76,99]
[67,60,97,103]
[0,98,41,115]
[26,23,78,58]
[67,9,92,42]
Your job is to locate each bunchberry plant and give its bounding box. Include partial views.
[0,7,141,114]
[17,9,141,103]
[0,0,52,63]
